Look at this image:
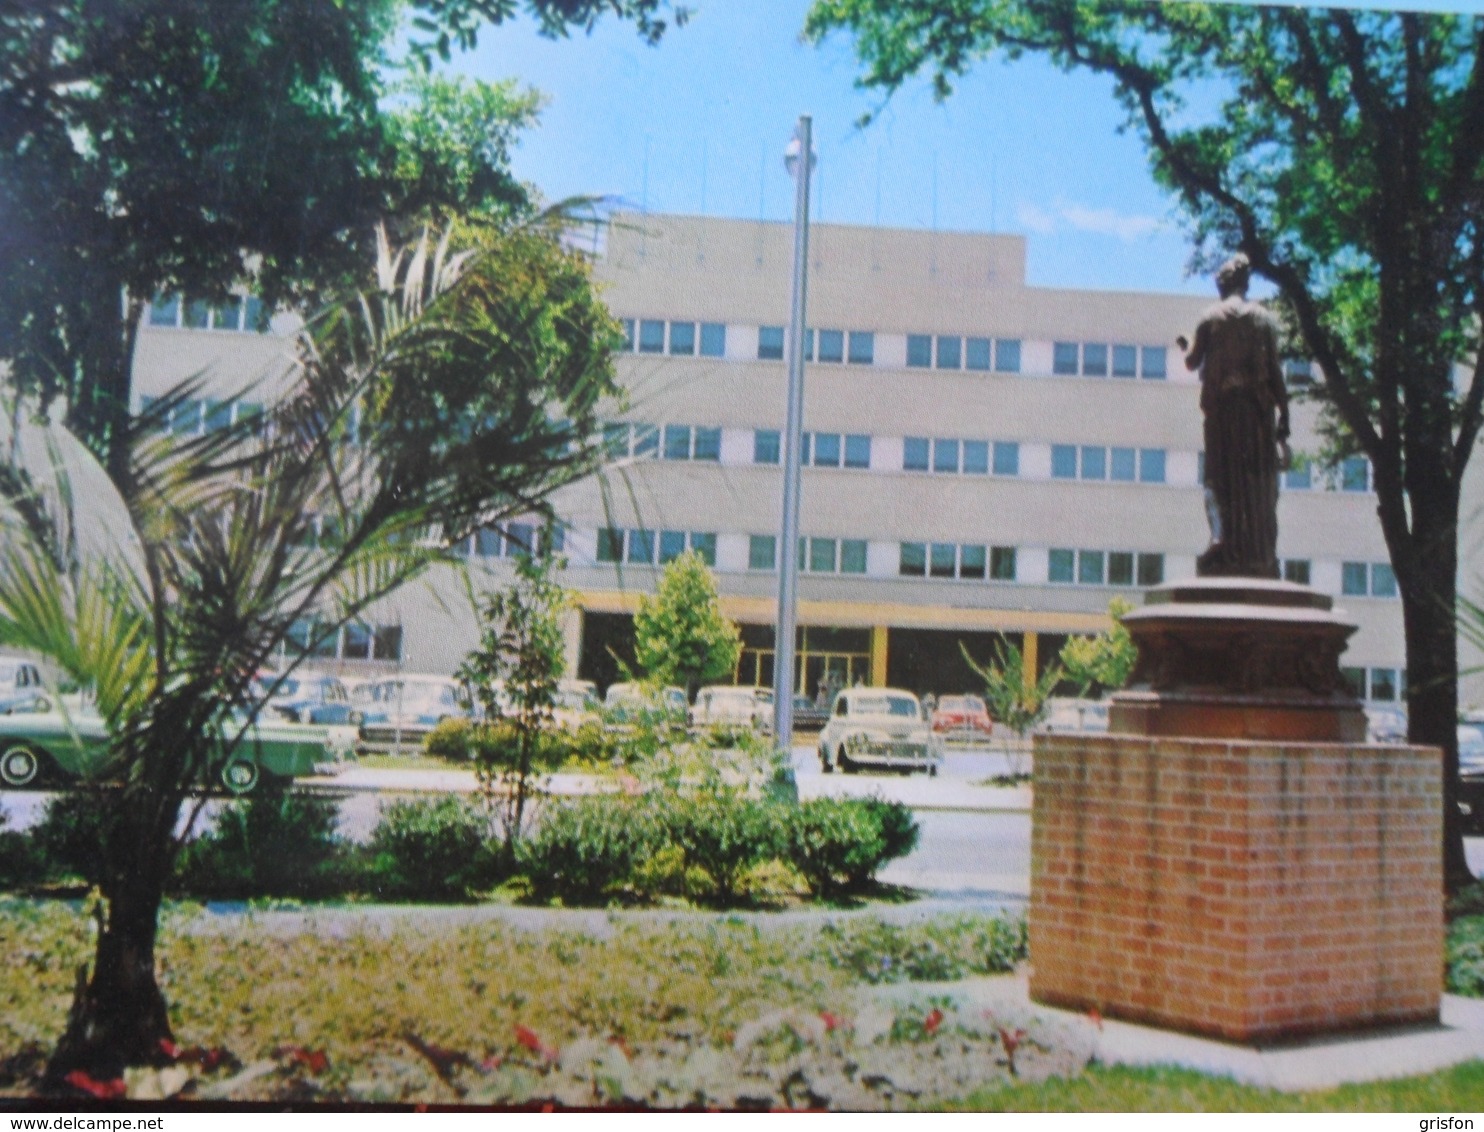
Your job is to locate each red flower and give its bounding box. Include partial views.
[63,1071,127,1100]
[514,1024,558,1062]
[280,1046,330,1074]
[923,1008,944,1035]
[819,1011,847,1033]
[998,1027,1026,1056]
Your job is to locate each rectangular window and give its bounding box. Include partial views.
[1340,666,1366,698]
[1080,445,1107,480]
[1283,559,1311,585]
[1110,447,1137,482]
[930,542,957,578]
[1284,357,1312,385]
[692,427,721,461]
[847,331,874,365]
[758,326,785,360]
[171,400,203,436]
[342,622,372,660]
[993,441,1020,476]
[699,322,726,357]
[541,524,566,555]
[1342,456,1369,492]
[1053,342,1080,375]
[663,425,692,460]
[991,546,1018,581]
[1112,344,1138,378]
[1048,549,1076,583]
[965,337,992,371]
[373,625,404,662]
[803,328,815,361]
[596,528,624,563]
[638,320,665,353]
[1138,448,1167,484]
[1283,463,1312,490]
[619,319,635,351]
[1051,445,1078,479]
[689,532,717,566]
[631,424,659,459]
[800,432,812,465]
[668,321,696,355]
[184,299,210,329]
[814,432,843,467]
[602,422,630,459]
[809,538,838,573]
[149,295,180,327]
[962,440,989,475]
[1136,552,1165,586]
[244,296,268,332]
[204,399,232,432]
[475,528,502,558]
[816,329,844,364]
[933,438,960,474]
[1141,346,1167,379]
[627,529,655,565]
[899,542,927,577]
[906,334,932,368]
[1082,343,1109,377]
[959,544,986,580]
[504,523,535,557]
[840,539,867,574]
[1370,667,1398,702]
[210,297,243,330]
[1078,550,1106,585]
[936,336,962,369]
[844,434,871,469]
[903,437,931,472]
[1107,551,1135,586]
[754,429,781,465]
[659,530,687,564]
[995,339,1022,373]
[1342,561,1369,595]
[1371,562,1398,597]
[749,534,776,570]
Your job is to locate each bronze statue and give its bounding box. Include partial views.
[1176,254,1291,579]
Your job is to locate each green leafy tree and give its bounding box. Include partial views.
[1059,598,1138,698]
[960,638,1063,741]
[0,218,618,1083]
[456,549,571,863]
[632,550,743,701]
[0,0,681,481]
[808,0,1484,889]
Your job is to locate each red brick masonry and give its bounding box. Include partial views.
[1030,734,1443,1042]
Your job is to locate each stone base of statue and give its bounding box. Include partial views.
[1028,578,1443,1042]
[1107,578,1366,742]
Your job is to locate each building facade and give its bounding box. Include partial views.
[133,213,1431,709]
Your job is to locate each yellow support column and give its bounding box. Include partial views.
[870,625,889,687]
[1022,631,1039,691]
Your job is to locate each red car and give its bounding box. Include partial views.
[930,694,994,742]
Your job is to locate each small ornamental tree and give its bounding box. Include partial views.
[960,638,1063,741]
[632,550,742,701]
[1059,598,1138,699]
[456,549,571,862]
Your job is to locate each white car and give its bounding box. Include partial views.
[689,685,772,733]
[355,675,470,752]
[1039,697,1110,734]
[0,658,49,715]
[817,687,942,776]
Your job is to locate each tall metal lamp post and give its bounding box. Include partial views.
[772,116,815,752]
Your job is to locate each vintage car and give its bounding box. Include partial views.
[688,685,772,734]
[0,657,49,715]
[602,681,688,728]
[790,694,830,732]
[264,673,357,725]
[930,693,995,742]
[1038,697,1110,734]
[355,675,471,753]
[551,679,601,730]
[817,687,942,776]
[0,707,348,792]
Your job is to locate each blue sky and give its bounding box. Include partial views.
[451,1,1483,296]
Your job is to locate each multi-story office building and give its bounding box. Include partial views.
[133,212,1431,709]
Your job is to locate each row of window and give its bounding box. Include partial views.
[903,437,1021,476]
[1341,665,1405,702]
[905,335,1022,373]
[1283,455,1371,493]
[1053,342,1168,380]
[1052,444,1167,484]
[744,535,870,574]
[149,294,269,334]
[1048,549,1166,587]
[451,523,566,560]
[140,395,265,436]
[900,542,1018,581]
[757,327,875,365]
[596,528,718,567]
[1342,561,1398,598]
[619,319,727,358]
[278,619,403,662]
[603,422,721,462]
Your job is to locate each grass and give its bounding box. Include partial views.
[350,753,468,773]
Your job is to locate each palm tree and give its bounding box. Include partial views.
[0,218,619,1084]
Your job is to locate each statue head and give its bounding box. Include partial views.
[1216,253,1252,298]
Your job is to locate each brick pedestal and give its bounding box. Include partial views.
[1029,734,1443,1042]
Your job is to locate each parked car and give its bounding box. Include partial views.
[790,694,830,732]
[551,679,601,730]
[0,706,347,792]
[817,687,942,776]
[931,693,995,742]
[1456,725,1484,833]
[1039,698,1110,734]
[265,673,356,725]
[0,658,49,715]
[689,685,772,733]
[356,675,470,753]
[602,681,687,726]
[1366,705,1409,743]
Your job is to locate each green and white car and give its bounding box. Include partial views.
[0,707,350,793]
[817,687,943,776]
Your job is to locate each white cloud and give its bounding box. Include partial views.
[1014,197,1165,242]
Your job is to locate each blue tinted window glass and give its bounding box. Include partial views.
[663,425,692,460]
[1284,462,1311,490]
[692,427,720,461]
[930,543,956,578]
[991,546,1017,581]
[840,540,867,574]
[1342,456,1369,492]
[668,322,695,355]
[1138,553,1165,586]
[933,438,960,473]
[965,337,991,371]
[812,432,841,467]
[603,423,629,458]
[962,440,989,475]
[1051,445,1078,479]
[620,319,634,350]
[212,300,242,331]
[638,320,665,353]
[903,437,930,472]
[817,329,844,363]
[1139,448,1166,483]
[995,339,1021,373]
[749,535,776,570]
[1371,563,1397,597]
[810,538,837,573]
[906,335,932,367]
[627,529,655,564]
[1078,550,1105,584]
[689,532,717,566]
[1141,346,1167,379]
[959,544,986,579]
[899,542,926,576]
[149,295,180,327]
[1110,447,1136,482]
[844,434,871,469]
[1080,446,1107,480]
[758,326,785,360]
[847,331,874,364]
[1082,344,1109,376]
[1342,562,1369,595]
[993,441,1020,476]
[936,336,961,369]
[754,429,780,464]
[596,529,624,562]
[1053,342,1079,375]
[699,322,725,356]
[184,300,210,329]
[658,530,687,563]
[1048,549,1075,583]
[1113,344,1138,377]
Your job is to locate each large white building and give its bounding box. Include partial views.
[134,212,1444,708]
